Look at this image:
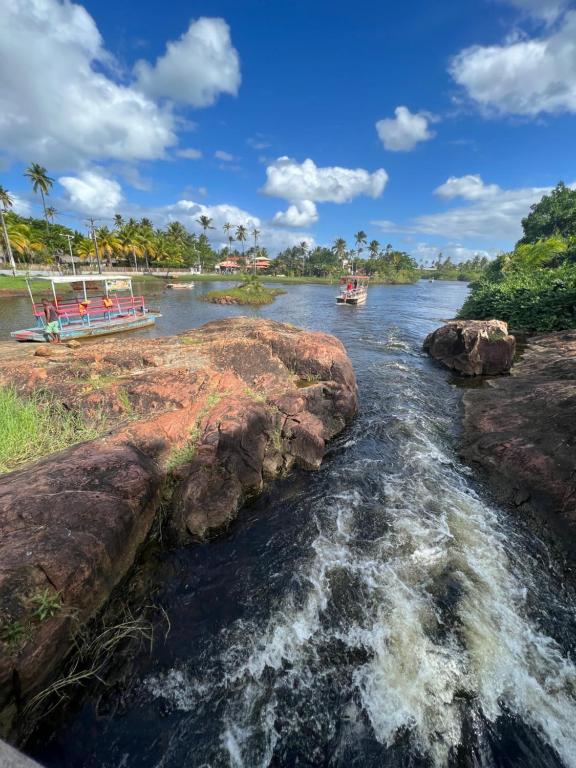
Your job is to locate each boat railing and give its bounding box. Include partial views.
[33,295,146,326]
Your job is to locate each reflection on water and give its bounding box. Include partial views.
[18,280,576,768]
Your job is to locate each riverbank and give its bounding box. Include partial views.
[0,318,357,738]
[460,330,576,564]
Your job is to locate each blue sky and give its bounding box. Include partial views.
[1,0,575,261]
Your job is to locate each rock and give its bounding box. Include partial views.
[65,340,81,349]
[0,319,357,730]
[423,319,515,376]
[461,330,576,559]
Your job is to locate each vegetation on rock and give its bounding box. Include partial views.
[202,274,285,305]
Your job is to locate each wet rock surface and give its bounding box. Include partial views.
[0,318,357,732]
[461,330,576,559]
[424,319,516,376]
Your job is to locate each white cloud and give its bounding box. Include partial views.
[450,12,576,115]
[273,200,318,227]
[247,136,271,150]
[373,175,552,241]
[176,148,203,159]
[59,171,123,216]
[135,18,240,107]
[0,0,176,166]
[9,194,32,217]
[434,174,501,200]
[214,150,235,161]
[263,156,388,203]
[375,106,436,151]
[498,0,569,22]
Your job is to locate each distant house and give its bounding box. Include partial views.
[216,257,241,274]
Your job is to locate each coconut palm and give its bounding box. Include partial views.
[0,185,17,275]
[354,230,367,258]
[76,237,95,267]
[96,226,120,268]
[332,238,348,271]
[368,239,380,259]
[235,224,247,257]
[45,206,57,224]
[223,222,234,251]
[197,215,214,234]
[24,163,54,227]
[114,213,124,229]
[7,222,43,265]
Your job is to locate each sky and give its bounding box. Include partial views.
[1,0,576,262]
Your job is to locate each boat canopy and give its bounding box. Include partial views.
[31,274,133,285]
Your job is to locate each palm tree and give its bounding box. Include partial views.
[24,163,54,227]
[353,230,367,274]
[45,206,57,224]
[96,226,120,269]
[7,222,43,265]
[197,215,214,234]
[299,240,309,275]
[0,185,17,275]
[332,238,348,271]
[368,239,380,259]
[251,227,261,272]
[114,213,124,229]
[235,224,247,258]
[223,222,234,251]
[76,237,95,267]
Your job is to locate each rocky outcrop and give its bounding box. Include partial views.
[424,319,516,376]
[0,318,357,732]
[461,330,576,558]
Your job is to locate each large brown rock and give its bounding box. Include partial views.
[461,331,576,559]
[0,318,357,729]
[423,319,516,376]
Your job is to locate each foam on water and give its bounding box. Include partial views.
[144,333,576,768]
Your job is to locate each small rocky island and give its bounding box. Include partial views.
[0,318,357,736]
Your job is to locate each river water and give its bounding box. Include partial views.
[5,280,576,768]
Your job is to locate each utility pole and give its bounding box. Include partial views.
[87,218,102,274]
[0,206,17,276]
[61,233,76,275]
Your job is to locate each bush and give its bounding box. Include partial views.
[459,262,576,332]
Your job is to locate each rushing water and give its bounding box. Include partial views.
[6,280,576,768]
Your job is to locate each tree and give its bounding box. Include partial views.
[45,206,57,224]
[0,185,17,275]
[368,239,380,259]
[235,224,247,256]
[353,230,367,272]
[24,163,54,227]
[114,213,124,229]
[332,238,347,270]
[520,182,576,244]
[223,222,234,251]
[197,215,214,234]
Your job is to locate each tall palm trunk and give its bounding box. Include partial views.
[40,188,49,230]
[0,208,16,276]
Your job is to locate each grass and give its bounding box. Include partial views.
[0,387,102,474]
[32,588,62,621]
[166,424,202,471]
[201,286,285,305]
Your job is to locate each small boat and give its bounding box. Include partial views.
[166,282,194,290]
[336,275,369,305]
[11,274,161,342]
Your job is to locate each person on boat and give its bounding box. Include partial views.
[41,299,60,343]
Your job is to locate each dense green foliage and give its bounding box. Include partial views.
[519,182,576,245]
[423,254,490,282]
[459,235,576,331]
[0,388,101,473]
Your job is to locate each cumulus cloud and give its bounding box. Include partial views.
[434,174,501,200]
[176,148,203,159]
[59,171,124,216]
[273,200,318,227]
[375,106,437,151]
[374,175,552,241]
[450,12,576,115]
[263,157,388,204]
[9,194,32,217]
[0,0,176,166]
[135,18,240,107]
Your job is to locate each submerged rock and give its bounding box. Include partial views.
[461,330,576,559]
[0,318,357,731]
[423,319,515,376]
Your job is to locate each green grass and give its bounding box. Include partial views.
[201,280,286,305]
[32,588,62,621]
[0,387,102,473]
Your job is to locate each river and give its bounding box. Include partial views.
[5,280,576,768]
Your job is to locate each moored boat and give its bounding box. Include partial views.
[336,275,369,305]
[166,282,195,289]
[10,274,161,342]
